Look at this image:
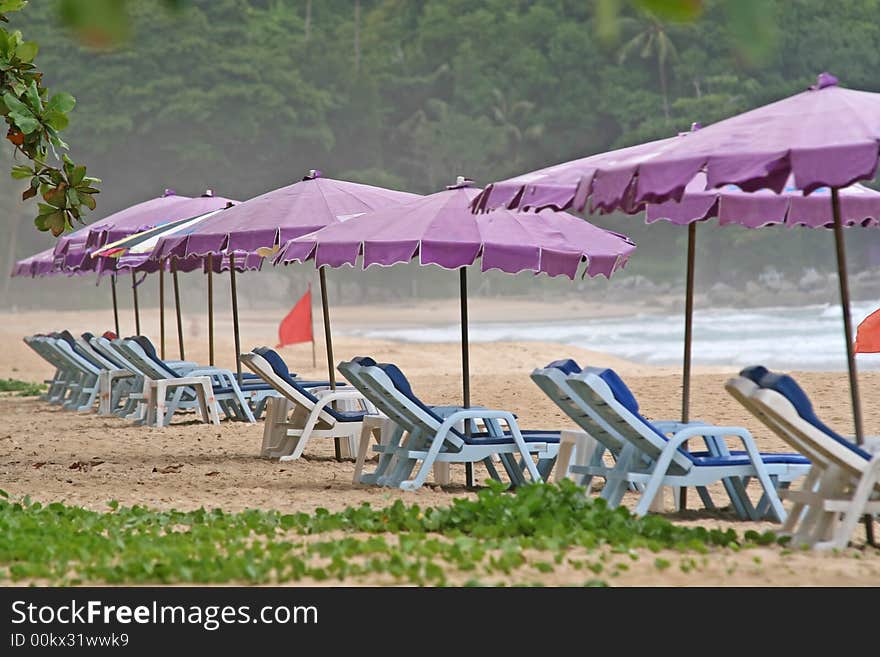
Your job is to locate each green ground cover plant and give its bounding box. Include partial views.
[0,481,780,586]
[0,377,45,396]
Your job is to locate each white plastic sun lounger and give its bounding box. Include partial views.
[348,359,559,491]
[240,348,372,459]
[558,366,810,520]
[726,367,880,549]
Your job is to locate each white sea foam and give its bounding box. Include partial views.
[341,300,880,370]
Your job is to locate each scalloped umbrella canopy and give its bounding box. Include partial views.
[55,189,236,273]
[150,172,421,263]
[276,185,635,279]
[646,172,880,228]
[476,73,880,214]
[10,247,57,278]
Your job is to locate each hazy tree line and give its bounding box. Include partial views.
[5,0,880,309]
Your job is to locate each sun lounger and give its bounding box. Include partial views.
[240,348,374,459]
[541,363,810,520]
[24,334,77,403]
[726,367,880,549]
[344,358,559,491]
[114,337,268,425]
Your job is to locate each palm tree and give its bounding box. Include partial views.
[618,12,679,120]
[489,88,544,167]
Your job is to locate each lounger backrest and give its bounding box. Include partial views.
[358,363,465,449]
[567,369,693,473]
[81,333,123,369]
[757,371,872,462]
[131,336,180,378]
[92,337,143,376]
[530,363,625,452]
[749,387,871,479]
[338,359,415,429]
[51,337,100,375]
[116,339,174,380]
[240,351,340,424]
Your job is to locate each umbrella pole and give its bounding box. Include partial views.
[111,275,120,337]
[319,266,341,461]
[831,188,874,546]
[172,261,185,360]
[159,262,166,360]
[207,254,214,366]
[679,221,697,512]
[132,275,141,336]
[230,263,242,385]
[460,267,473,489]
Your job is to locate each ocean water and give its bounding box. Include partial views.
[342,300,880,371]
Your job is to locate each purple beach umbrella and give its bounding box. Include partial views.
[278,177,635,486]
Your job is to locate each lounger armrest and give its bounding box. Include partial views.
[667,425,766,464]
[435,409,521,440]
[186,368,239,388]
[313,390,367,402]
[653,420,708,433]
[310,390,371,416]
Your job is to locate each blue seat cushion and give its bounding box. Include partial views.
[212,383,274,395]
[759,372,871,460]
[739,365,770,385]
[547,358,582,375]
[254,347,363,423]
[690,453,811,467]
[463,429,561,446]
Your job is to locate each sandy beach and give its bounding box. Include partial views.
[2,303,880,586]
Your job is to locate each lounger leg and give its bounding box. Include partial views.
[155,381,168,428]
[481,457,501,482]
[599,443,637,508]
[353,421,378,484]
[369,426,409,486]
[380,428,422,487]
[400,431,455,491]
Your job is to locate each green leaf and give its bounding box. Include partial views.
[9,111,39,134]
[2,92,31,117]
[44,110,68,131]
[24,80,41,112]
[42,184,67,208]
[0,1,28,14]
[80,192,96,210]
[10,164,31,179]
[69,164,86,186]
[15,40,37,62]
[47,92,75,114]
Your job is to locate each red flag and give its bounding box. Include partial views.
[276,286,314,348]
[855,307,880,353]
